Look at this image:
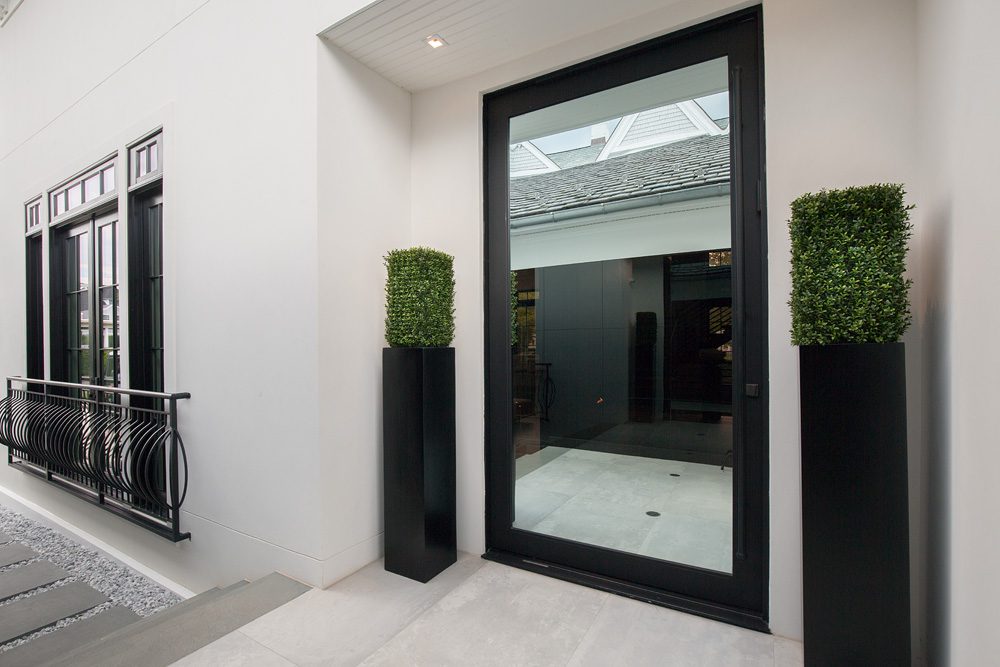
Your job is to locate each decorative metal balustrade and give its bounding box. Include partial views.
[0,377,191,541]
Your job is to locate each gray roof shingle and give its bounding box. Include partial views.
[547,144,604,169]
[510,133,730,219]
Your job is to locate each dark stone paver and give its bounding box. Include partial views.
[0,581,107,643]
[49,573,308,667]
[0,543,36,568]
[0,560,68,601]
[0,606,138,667]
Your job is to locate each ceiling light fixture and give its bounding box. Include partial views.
[425,34,447,49]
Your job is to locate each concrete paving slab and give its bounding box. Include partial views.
[0,560,68,601]
[0,581,107,644]
[0,543,36,568]
[0,606,138,667]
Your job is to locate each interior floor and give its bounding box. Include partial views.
[514,447,733,572]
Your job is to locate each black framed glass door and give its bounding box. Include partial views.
[484,8,767,629]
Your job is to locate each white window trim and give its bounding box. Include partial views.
[128,130,163,190]
[24,195,42,236]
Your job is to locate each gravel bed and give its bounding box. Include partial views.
[0,503,181,651]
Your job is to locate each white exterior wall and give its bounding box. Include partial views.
[0,0,399,592]
[315,39,412,585]
[915,0,1000,664]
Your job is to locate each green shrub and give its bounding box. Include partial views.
[789,184,913,345]
[384,247,455,347]
[510,271,519,347]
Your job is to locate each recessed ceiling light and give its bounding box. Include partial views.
[425,34,447,49]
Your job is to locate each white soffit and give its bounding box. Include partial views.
[321,0,682,92]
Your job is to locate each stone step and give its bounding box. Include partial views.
[0,605,138,667]
[48,573,309,667]
[0,560,68,602]
[0,543,37,568]
[0,581,107,644]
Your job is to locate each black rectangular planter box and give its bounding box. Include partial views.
[382,346,457,582]
[800,342,910,666]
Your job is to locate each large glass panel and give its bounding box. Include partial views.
[510,58,734,572]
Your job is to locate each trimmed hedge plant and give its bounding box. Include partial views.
[789,183,913,345]
[510,271,519,347]
[384,247,455,347]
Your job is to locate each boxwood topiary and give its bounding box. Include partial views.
[384,247,455,347]
[789,183,913,345]
[510,271,519,347]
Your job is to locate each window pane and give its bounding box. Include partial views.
[149,204,162,275]
[78,232,89,289]
[136,148,147,178]
[100,287,115,347]
[66,293,78,347]
[67,183,82,209]
[100,224,114,286]
[79,296,90,348]
[101,350,118,383]
[52,192,63,216]
[79,347,91,384]
[149,142,159,172]
[102,166,115,193]
[151,277,162,348]
[67,351,78,385]
[84,174,100,201]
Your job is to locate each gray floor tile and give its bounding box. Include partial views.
[774,637,804,666]
[0,605,138,667]
[360,562,607,666]
[170,631,295,666]
[0,543,37,568]
[240,555,483,667]
[0,581,107,643]
[0,560,69,601]
[566,593,774,666]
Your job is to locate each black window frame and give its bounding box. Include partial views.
[482,7,769,631]
[128,183,164,399]
[49,207,120,389]
[25,198,44,380]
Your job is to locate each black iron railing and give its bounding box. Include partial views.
[0,377,191,541]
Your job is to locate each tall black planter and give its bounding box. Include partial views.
[800,343,910,666]
[382,347,457,583]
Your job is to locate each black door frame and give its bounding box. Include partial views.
[483,7,769,631]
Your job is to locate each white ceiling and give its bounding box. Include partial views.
[320,0,682,92]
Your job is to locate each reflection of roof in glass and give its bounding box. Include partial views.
[509,144,549,172]
[546,144,605,169]
[510,133,730,219]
